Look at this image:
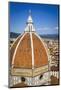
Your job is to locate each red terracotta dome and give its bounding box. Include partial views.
[11,32,48,68]
[10,12,49,77]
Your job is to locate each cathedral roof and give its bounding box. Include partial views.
[11,32,48,68]
[10,11,49,77]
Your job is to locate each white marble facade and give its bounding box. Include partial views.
[10,71,50,87]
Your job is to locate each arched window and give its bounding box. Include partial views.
[29,25,30,31]
[31,25,32,31]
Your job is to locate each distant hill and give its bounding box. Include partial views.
[40,34,59,40]
[10,32,20,38]
[10,32,59,40]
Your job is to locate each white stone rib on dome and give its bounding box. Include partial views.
[30,32,34,69]
[12,32,27,67]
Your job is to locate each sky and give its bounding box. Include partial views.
[9,2,59,35]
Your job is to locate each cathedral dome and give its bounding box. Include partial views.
[11,32,48,68]
[10,11,49,77]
